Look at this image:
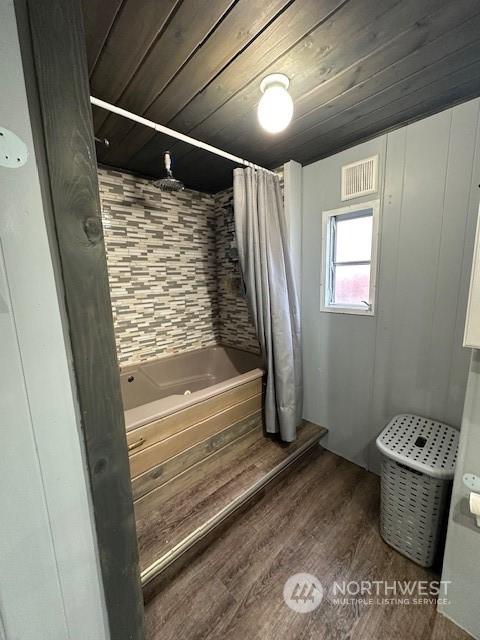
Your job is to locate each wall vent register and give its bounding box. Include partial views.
[341,156,378,201]
[320,199,380,315]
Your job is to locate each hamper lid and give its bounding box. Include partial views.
[376,414,458,479]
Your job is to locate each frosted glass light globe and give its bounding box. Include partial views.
[257,74,293,134]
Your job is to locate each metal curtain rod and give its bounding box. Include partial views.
[90,96,275,175]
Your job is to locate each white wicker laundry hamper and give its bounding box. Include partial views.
[376,414,458,568]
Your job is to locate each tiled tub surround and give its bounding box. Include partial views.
[214,168,284,354]
[214,189,260,353]
[99,168,218,365]
[99,166,284,366]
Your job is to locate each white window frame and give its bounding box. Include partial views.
[320,199,380,316]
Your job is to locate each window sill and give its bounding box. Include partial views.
[320,304,375,317]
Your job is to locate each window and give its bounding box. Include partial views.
[320,200,380,315]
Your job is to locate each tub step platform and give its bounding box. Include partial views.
[135,420,327,598]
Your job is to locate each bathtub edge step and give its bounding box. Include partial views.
[141,422,327,597]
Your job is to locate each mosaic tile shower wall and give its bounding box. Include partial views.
[99,166,285,366]
[98,168,218,365]
[214,188,260,353]
[214,168,284,354]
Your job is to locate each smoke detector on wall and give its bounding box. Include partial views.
[341,155,378,201]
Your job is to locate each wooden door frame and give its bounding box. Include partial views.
[14,0,145,637]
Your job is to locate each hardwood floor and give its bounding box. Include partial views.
[135,422,324,574]
[144,447,472,640]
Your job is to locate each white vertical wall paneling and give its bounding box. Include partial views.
[370,111,452,469]
[462,106,480,353]
[382,111,450,417]
[301,98,480,473]
[463,208,480,349]
[302,137,385,467]
[0,247,69,639]
[429,101,480,423]
[449,105,480,407]
[439,106,480,637]
[0,1,109,637]
[439,350,480,638]
[369,102,479,471]
[367,127,407,471]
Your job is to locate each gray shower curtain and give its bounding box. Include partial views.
[233,167,302,442]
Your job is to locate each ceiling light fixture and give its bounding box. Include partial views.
[257,73,293,134]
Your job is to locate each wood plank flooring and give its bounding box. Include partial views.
[135,422,324,573]
[144,447,472,640]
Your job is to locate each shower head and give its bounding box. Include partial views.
[153,151,184,192]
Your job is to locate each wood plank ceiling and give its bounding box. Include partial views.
[82,0,480,193]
